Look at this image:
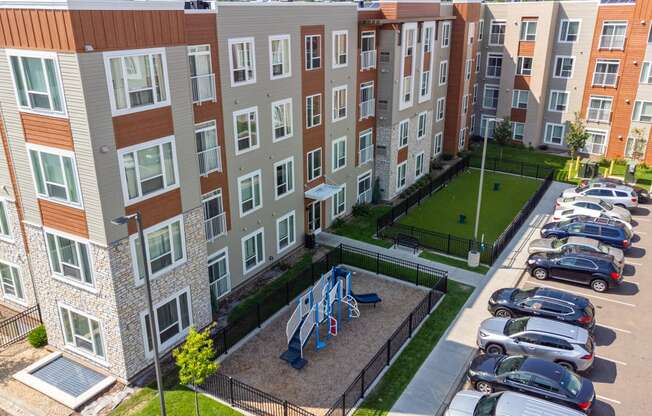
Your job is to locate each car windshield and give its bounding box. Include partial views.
[574,186,585,193]
[473,393,501,416]
[551,239,566,249]
[496,356,525,376]
[597,243,610,254]
[599,200,613,210]
[504,317,529,336]
[512,289,535,303]
[559,370,583,396]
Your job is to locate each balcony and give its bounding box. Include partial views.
[599,35,625,50]
[191,73,216,104]
[359,145,373,166]
[587,108,612,123]
[357,189,372,205]
[359,100,375,119]
[205,212,227,242]
[198,146,222,176]
[592,72,619,87]
[361,50,377,70]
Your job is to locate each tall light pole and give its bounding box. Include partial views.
[473,117,503,244]
[112,212,167,416]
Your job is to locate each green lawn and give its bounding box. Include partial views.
[419,251,490,274]
[469,142,570,170]
[399,170,540,242]
[331,205,393,248]
[353,281,473,416]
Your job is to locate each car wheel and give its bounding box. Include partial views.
[494,308,512,318]
[475,381,493,394]
[485,344,505,355]
[532,268,548,280]
[591,279,608,293]
[556,360,576,372]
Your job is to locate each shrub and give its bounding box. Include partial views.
[28,325,47,348]
[442,153,454,161]
[430,159,443,170]
[352,203,370,217]
[538,144,549,151]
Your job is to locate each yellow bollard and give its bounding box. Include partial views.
[609,159,615,177]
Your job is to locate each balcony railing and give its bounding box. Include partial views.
[359,100,375,119]
[361,50,377,70]
[191,73,216,104]
[587,108,612,123]
[357,189,372,205]
[205,212,227,242]
[592,72,619,87]
[359,145,373,166]
[599,34,625,50]
[198,146,222,176]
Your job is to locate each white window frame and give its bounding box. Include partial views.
[470,114,476,135]
[458,127,466,150]
[398,119,409,149]
[483,85,499,110]
[188,44,215,104]
[472,83,478,105]
[357,170,373,204]
[439,60,448,86]
[241,227,265,274]
[486,53,503,79]
[587,95,613,123]
[489,20,506,46]
[415,151,425,179]
[0,199,11,241]
[436,97,445,121]
[584,129,609,156]
[640,62,652,84]
[462,94,469,115]
[332,136,347,172]
[332,85,348,122]
[195,120,221,176]
[516,56,533,76]
[44,227,95,292]
[417,112,428,140]
[59,302,107,363]
[520,20,537,41]
[306,93,322,128]
[423,25,434,53]
[396,161,407,192]
[600,21,627,50]
[433,132,443,156]
[512,122,525,141]
[139,288,192,358]
[419,70,431,101]
[592,59,620,87]
[202,189,226,242]
[544,122,566,145]
[559,19,581,43]
[271,98,293,143]
[274,156,295,200]
[360,81,375,119]
[276,210,296,254]
[554,56,575,79]
[0,260,25,306]
[233,106,259,155]
[359,129,374,166]
[208,247,230,301]
[465,59,472,81]
[633,100,652,123]
[332,30,348,69]
[305,34,322,70]
[441,22,451,48]
[27,143,84,209]
[479,20,484,42]
[228,37,256,87]
[475,52,481,74]
[548,90,569,113]
[332,184,346,220]
[238,169,263,217]
[511,90,529,110]
[307,148,322,182]
[268,34,291,80]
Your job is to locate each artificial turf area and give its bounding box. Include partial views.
[398,169,540,242]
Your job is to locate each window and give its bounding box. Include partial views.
[396,162,407,191]
[592,60,619,87]
[436,97,446,121]
[360,82,375,119]
[512,122,525,141]
[357,171,373,204]
[188,45,215,104]
[0,262,24,304]
[45,231,93,287]
[472,84,478,105]
[333,30,348,68]
[203,190,226,242]
[359,129,373,165]
[233,107,259,154]
[332,137,347,172]
[480,115,497,139]
[0,201,10,239]
[465,59,472,81]
[512,90,528,109]
[242,228,264,273]
[434,132,443,156]
[475,52,481,74]
[419,70,431,99]
[272,99,293,142]
[405,26,416,56]
[584,130,608,155]
[277,211,296,253]
[274,157,294,199]
[332,85,347,122]
[229,38,256,86]
[269,35,291,79]
[439,61,448,85]
[489,20,506,45]
[8,51,65,115]
[483,85,499,110]
[118,138,177,204]
[402,75,413,104]
[305,35,321,70]
[142,289,191,354]
[548,90,569,113]
[423,25,434,53]
[554,56,574,78]
[633,101,652,123]
[544,123,565,145]
[195,121,221,175]
[486,54,503,78]
[641,62,652,84]
[600,21,627,50]
[60,305,105,359]
[468,22,475,45]
[587,96,612,123]
[459,128,466,150]
[520,20,537,41]
[417,112,427,140]
[361,31,377,70]
[208,249,230,302]
[625,134,648,159]
[398,119,409,148]
[306,94,322,128]
[479,20,484,41]
[470,114,476,134]
[307,148,322,181]
[332,185,346,219]
[559,19,580,43]
[517,57,533,76]
[462,94,469,115]
[132,216,185,281]
[29,145,82,206]
[441,22,451,48]
[238,170,262,216]
[415,152,425,178]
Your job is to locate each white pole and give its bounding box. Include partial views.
[473,118,502,245]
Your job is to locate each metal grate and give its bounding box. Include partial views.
[31,356,106,397]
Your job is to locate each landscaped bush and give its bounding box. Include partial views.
[352,203,371,217]
[538,144,549,151]
[27,324,47,348]
[442,153,454,161]
[430,159,443,171]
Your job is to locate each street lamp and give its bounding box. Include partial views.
[111,212,167,416]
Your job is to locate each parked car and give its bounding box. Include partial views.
[580,177,649,203]
[528,236,625,269]
[446,391,586,416]
[540,219,631,250]
[561,184,638,209]
[467,354,595,413]
[551,210,633,233]
[526,250,623,292]
[555,196,632,222]
[477,316,594,372]
[487,286,595,330]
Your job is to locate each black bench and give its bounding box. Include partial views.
[394,233,420,254]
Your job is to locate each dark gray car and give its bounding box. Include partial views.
[528,236,625,269]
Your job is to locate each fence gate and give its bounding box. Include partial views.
[0,304,42,350]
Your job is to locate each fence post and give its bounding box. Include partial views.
[536,164,540,179]
[229,376,235,405]
[447,234,451,254]
[342,392,346,415]
[285,282,290,305]
[415,264,420,286]
[408,312,413,338]
[520,162,524,176]
[223,330,228,354]
[428,290,432,312]
[387,339,391,365]
[36,304,42,323]
[361,369,366,398]
[256,303,261,328]
[283,401,288,416]
[376,253,380,274]
[339,244,343,265]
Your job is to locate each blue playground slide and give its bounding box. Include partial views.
[280,316,310,369]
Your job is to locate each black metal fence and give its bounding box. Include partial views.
[468,155,560,181]
[0,304,41,350]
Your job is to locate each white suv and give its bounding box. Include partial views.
[561,185,638,209]
[554,196,632,222]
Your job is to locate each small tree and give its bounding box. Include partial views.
[173,325,219,416]
[566,113,590,160]
[492,118,512,160]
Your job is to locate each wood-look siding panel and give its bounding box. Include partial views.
[514,76,531,91]
[113,106,175,149]
[511,108,527,123]
[20,113,74,150]
[379,3,439,20]
[39,199,88,237]
[517,41,534,57]
[0,9,76,51]
[397,146,408,163]
[125,188,182,235]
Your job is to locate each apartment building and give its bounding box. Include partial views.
[474,0,652,164]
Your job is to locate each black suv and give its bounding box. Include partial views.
[488,287,595,331]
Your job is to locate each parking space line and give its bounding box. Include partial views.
[635,218,650,222]
[636,231,647,235]
[523,280,637,307]
[627,261,643,266]
[597,323,632,334]
[596,354,628,366]
[597,395,621,405]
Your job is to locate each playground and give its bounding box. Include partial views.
[217,268,429,415]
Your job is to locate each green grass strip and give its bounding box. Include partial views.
[331,205,393,249]
[419,251,490,275]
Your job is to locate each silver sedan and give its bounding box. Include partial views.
[528,236,625,269]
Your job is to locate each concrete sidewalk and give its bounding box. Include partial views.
[386,181,568,416]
